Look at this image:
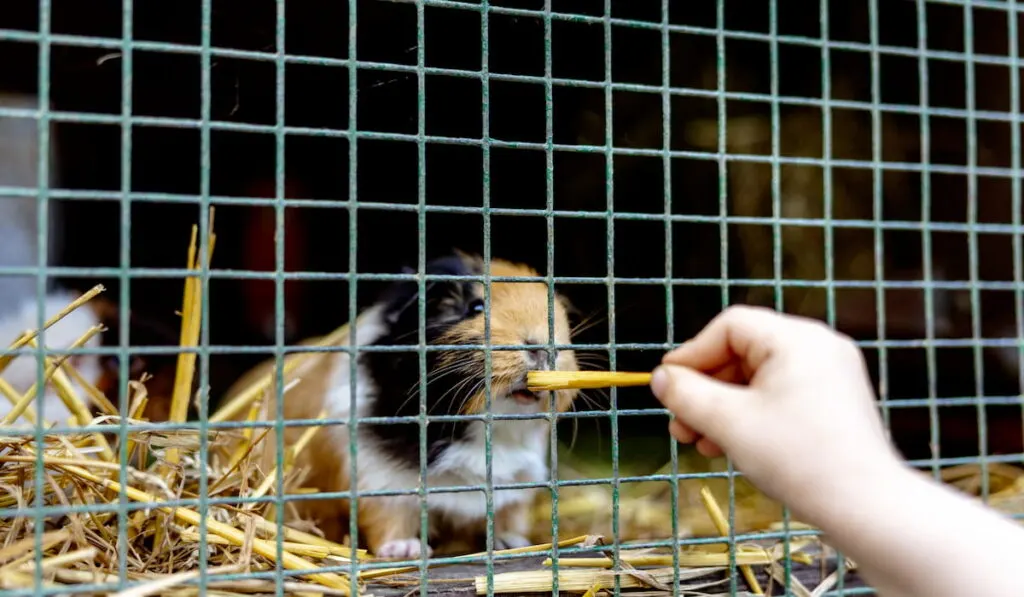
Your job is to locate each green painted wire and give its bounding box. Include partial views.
[196,0,215,594]
[660,2,680,597]
[271,0,288,595]
[868,0,891,447]
[0,107,1017,173]
[962,0,991,507]
[115,0,134,591]
[867,0,891,591]
[416,1,430,596]
[914,0,941,486]
[601,2,623,595]
[766,0,795,593]
[31,1,52,595]
[0,84,1022,136]
[480,2,497,596]
[347,1,361,596]
[6,264,1024,289]
[3,2,1020,71]
[3,200,1020,234]
[819,0,834,334]
[818,1,844,593]
[712,0,741,594]
[542,2,561,596]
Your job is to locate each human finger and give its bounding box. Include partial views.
[650,364,748,445]
[661,305,783,372]
[706,361,748,385]
[669,418,698,444]
[663,305,830,375]
[695,437,725,458]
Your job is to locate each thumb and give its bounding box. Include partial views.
[650,364,749,444]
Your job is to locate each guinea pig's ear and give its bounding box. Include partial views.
[380,269,421,326]
[451,247,475,262]
[380,256,477,326]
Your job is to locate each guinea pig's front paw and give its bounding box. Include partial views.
[376,538,432,560]
[495,533,532,550]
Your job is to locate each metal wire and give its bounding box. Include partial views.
[29,1,52,594]
[3,2,1023,596]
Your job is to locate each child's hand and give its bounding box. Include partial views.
[652,304,1024,597]
[650,305,900,518]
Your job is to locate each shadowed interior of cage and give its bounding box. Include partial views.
[0,0,1023,596]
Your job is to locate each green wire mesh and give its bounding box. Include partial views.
[0,1,1021,596]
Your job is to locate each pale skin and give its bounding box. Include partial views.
[649,305,1024,597]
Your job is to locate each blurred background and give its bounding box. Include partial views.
[0,0,1022,476]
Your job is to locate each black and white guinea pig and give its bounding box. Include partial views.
[220,251,580,559]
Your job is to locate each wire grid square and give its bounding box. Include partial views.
[0,0,1021,596]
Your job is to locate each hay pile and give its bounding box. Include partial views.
[0,215,369,595]
[1,213,1022,596]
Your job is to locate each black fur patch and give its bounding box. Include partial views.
[359,253,487,468]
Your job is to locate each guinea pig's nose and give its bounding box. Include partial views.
[524,339,555,369]
[526,349,550,370]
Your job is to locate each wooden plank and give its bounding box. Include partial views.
[360,546,869,596]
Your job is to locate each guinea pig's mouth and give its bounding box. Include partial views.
[506,380,543,404]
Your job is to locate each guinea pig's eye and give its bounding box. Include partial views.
[467,298,485,315]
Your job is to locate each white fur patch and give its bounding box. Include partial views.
[495,533,531,550]
[321,305,551,541]
[425,404,549,524]
[376,538,431,560]
[0,289,103,427]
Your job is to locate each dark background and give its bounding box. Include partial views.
[1,0,1023,467]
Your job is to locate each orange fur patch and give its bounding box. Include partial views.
[437,256,578,415]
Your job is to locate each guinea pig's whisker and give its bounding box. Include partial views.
[417,359,471,390]
[429,364,488,418]
[575,352,609,364]
[452,375,507,416]
[580,388,609,448]
[574,353,610,369]
[578,386,611,408]
[447,379,488,444]
[395,360,475,414]
[432,374,480,417]
[571,390,594,411]
[570,312,607,338]
[568,415,580,454]
[560,391,581,454]
[395,362,459,406]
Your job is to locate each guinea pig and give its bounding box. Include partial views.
[219,251,580,559]
[0,288,104,427]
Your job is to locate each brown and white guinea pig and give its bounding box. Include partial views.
[219,251,580,559]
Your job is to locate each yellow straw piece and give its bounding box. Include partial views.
[699,483,764,595]
[245,409,327,508]
[0,324,105,427]
[526,370,653,392]
[53,462,353,593]
[24,337,115,462]
[0,284,105,376]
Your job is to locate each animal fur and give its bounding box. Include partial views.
[219,252,579,559]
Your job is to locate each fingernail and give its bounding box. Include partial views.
[650,366,669,397]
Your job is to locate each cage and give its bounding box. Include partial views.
[0,0,1022,595]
